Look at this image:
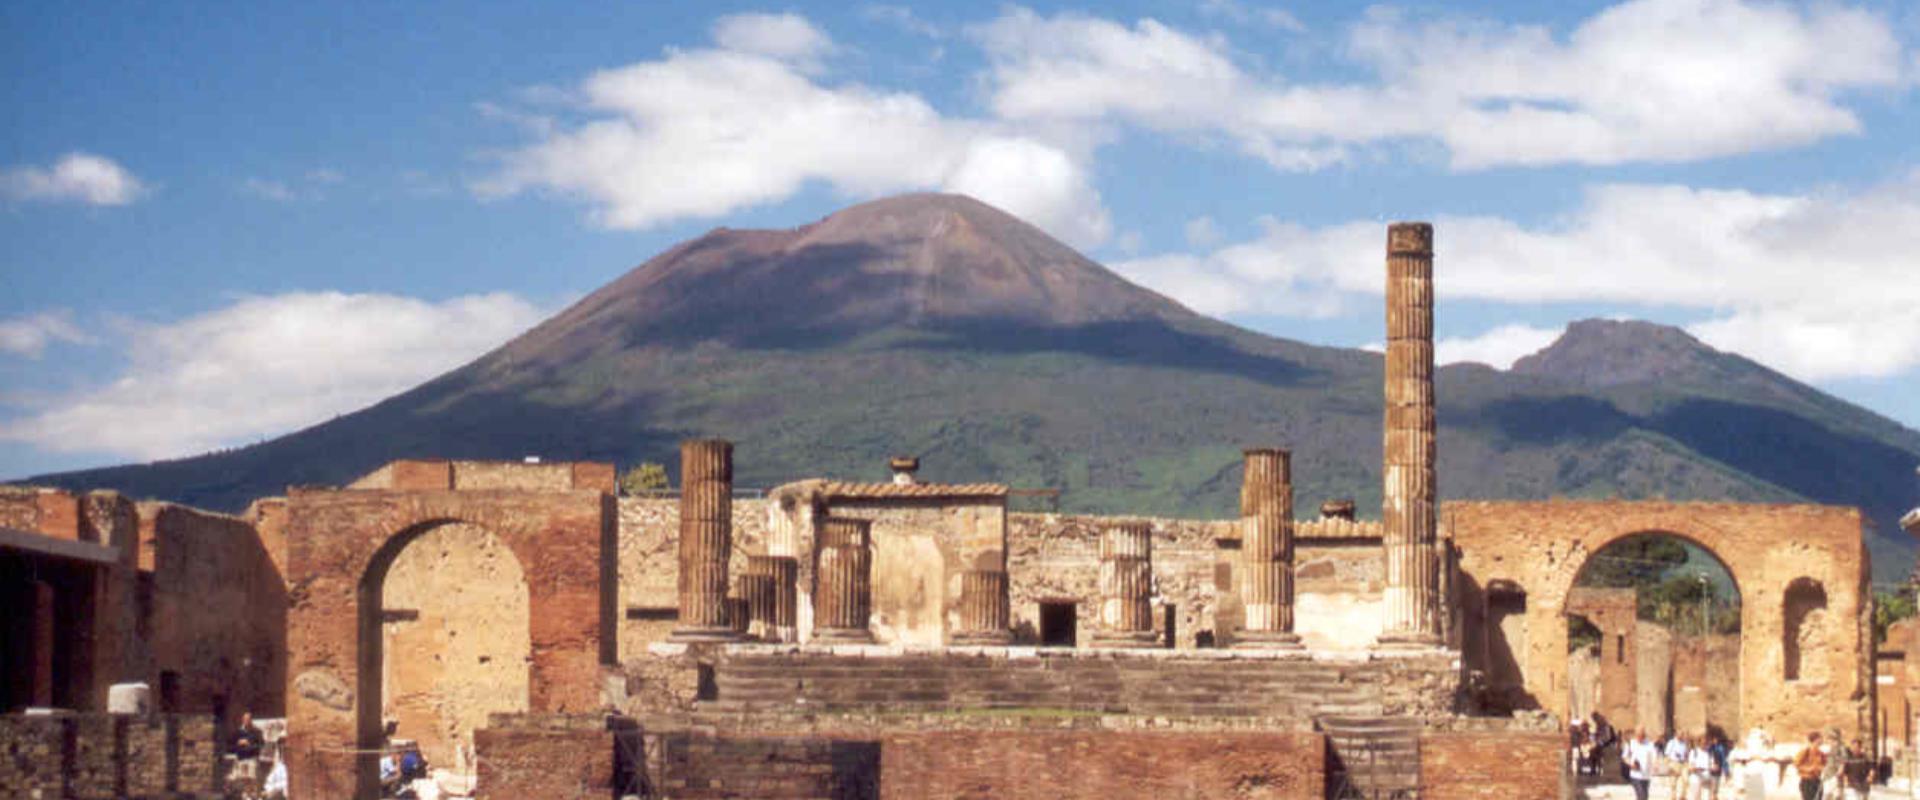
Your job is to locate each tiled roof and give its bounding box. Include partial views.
[822,481,1009,500]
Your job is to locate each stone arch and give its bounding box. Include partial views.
[1783,577,1829,683]
[283,489,611,800]
[1448,501,1870,745]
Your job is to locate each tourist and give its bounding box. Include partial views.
[261,745,288,800]
[1822,729,1845,799]
[231,711,264,761]
[1842,738,1872,800]
[1706,732,1731,800]
[1625,728,1657,800]
[1592,713,1618,778]
[1793,731,1827,800]
[1664,731,1691,798]
[1686,734,1716,800]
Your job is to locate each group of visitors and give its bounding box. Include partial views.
[1611,724,1874,800]
[1569,715,1619,776]
[1789,730,1875,800]
[1620,727,1730,800]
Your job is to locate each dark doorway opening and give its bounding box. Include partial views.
[1039,601,1077,646]
[1163,604,1177,649]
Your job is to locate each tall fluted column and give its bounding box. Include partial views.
[1238,447,1303,649]
[672,438,739,641]
[748,555,799,643]
[1093,520,1158,647]
[952,569,1012,645]
[1378,222,1443,647]
[813,517,874,644]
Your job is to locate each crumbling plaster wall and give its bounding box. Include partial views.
[1449,500,1869,739]
[380,521,530,771]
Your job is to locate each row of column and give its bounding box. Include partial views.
[673,438,1321,648]
[672,438,1013,644]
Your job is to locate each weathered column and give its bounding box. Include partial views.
[952,569,1012,645]
[1238,448,1303,649]
[1378,222,1443,647]
[738,576,773,641]
[727,596,751,637]
[747,555,799,643]
[813,517,874,644]
[1093,520,1158,647]
[672,438,739,642]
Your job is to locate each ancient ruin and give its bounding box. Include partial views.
[0,222,1889,799]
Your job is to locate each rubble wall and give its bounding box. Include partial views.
[0,712,219,799]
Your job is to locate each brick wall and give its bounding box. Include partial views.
[473,715,615,800]
[0,712,220,799]
[701,648,1458,721]
[880,729,1325,799]
[1420,729,1566,800]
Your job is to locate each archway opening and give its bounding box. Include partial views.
[355,521,530,795]
[1565,533,1742,781]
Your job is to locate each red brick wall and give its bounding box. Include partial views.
[1420,731,1565,800]
[473,723,614,800]
[879,730,1325,799]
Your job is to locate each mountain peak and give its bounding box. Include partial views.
[1510,319,1727,388]
[519,193,1192,358]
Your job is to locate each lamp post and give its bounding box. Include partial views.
[1697,573,1710,638]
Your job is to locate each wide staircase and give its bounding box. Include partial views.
[703,652,1387,719]
[1318,715,1423,799]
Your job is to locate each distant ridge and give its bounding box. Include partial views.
[24,193,1920,580]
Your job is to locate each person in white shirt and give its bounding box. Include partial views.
[1664,734,1691,799]
[1625,729,1657,800]
[1687,736,1716,800]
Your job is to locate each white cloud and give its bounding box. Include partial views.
[0,311,91,358]
[0,292,547,460]
[478,14,1111,248]
[241,178,297,202]
[712,12,835,70]
[863,4,944,39]
[1184,216,1221,247]
[1434,324,1563,369]
[1,152,147,206]
[975,1,1910,170]
[1112,175,1920,381]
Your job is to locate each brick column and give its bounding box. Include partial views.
[813,517,874,644]
[747,555,798,643]
[1378,222,1443,648]
[30,580,54,707]
[1238,448,1303,649]
[672,438,739,642]
[1093,521,1158,647]
[952,569,1012,645]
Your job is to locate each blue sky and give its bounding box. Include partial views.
[3,0,1920,480]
